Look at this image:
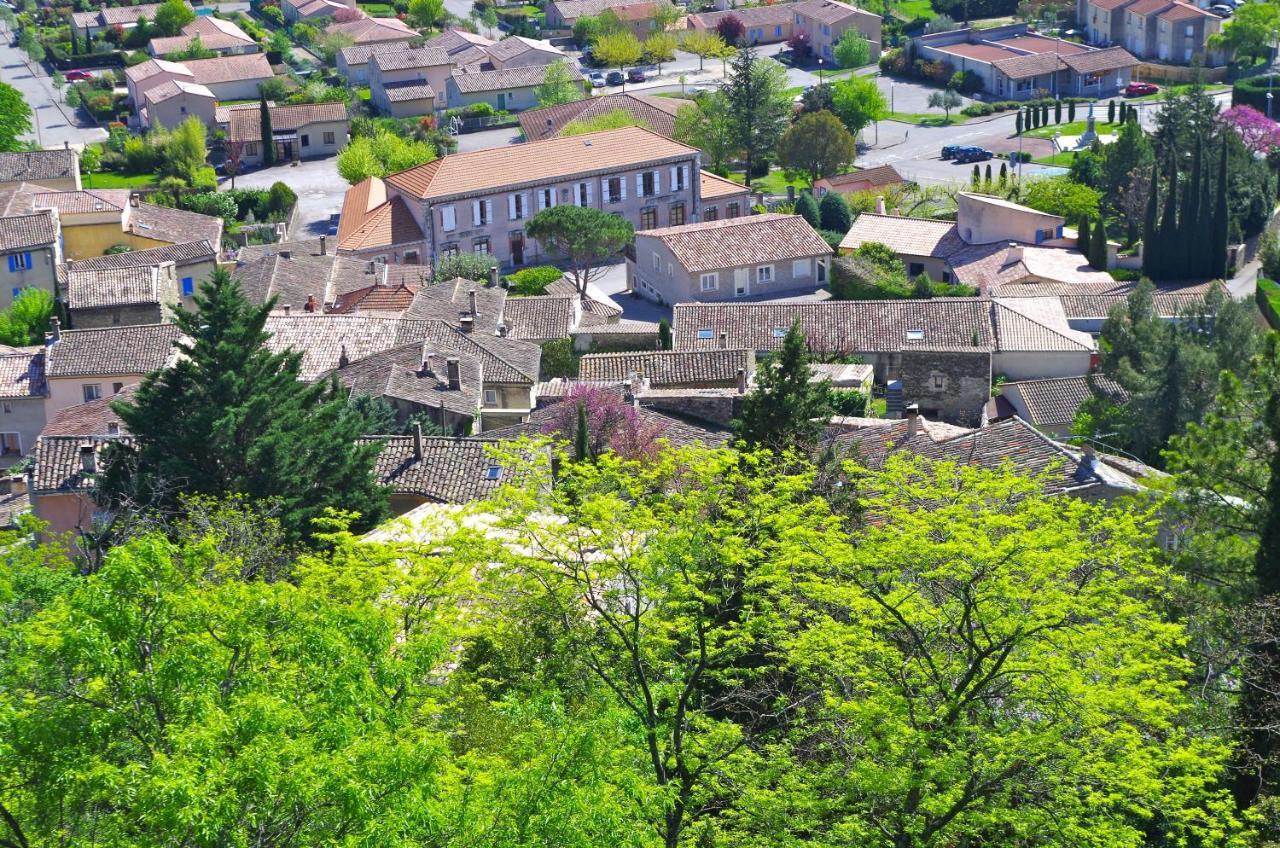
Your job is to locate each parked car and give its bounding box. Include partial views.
[953,146,993,163]
[588,71,607,87]
[606,70,625,86]
[1124,81,1159,96]
[627,68,646,83]
[64,69,93,81]
[1210,4,1232,15]
[941,144,965,159]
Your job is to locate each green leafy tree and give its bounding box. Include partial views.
[927,87,962,120]
[408,0,446,29]
[643,30,678,73]
[162,115,208,184]
[535,59,585,107]
[0,288,53,345]
[733,321,832,452]
[723,48,793,184]
[79,144,102,188]
[819,189,852,232]
[777,109,856,186]
[152,0,195,36]
[1209,0,1280,62]
[99,269,389,545]
[434,251,498,281]
[169,33,216,59]
[681,28,729,71]
[1077,213,1091,259]
[657,318,672,350]
[0,82,33,152]
[832,29,870,68]
[592,29,642,73]
[795,190,820,227]
[831,73,888,137]
[1020,175,1102,221]
[525,204,635,296]
[314,29,357,65]
[673,91,736,173]
[335,129,436,184]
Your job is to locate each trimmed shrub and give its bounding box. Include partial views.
[435,252,499,282]
[268,181,297,214]
[829,388,868,416]
[506,265,563,296]
[1233,75,1280,112]
[961,102,993,117]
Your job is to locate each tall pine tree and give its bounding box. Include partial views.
[1142,161,1160,279]
[1089,217,1109,271]
[1210,141,1229,279]
[259,93,275,167]
[100,269,388,544]
[733,322,832,453]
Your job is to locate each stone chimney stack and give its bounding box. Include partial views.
[718,331,727,350]
[459,315,474,333]
[446,357,461,390]
[282,304,291,315]
[875,195,886,215]
[1005,242,1023,265]
[79,443,96,474]
[48,316,61,344]
[338,343,349,369]
[905,403,921,437]
[736,367,747,395]
[305,294,318,313]
[419,343,433,375]
[412,422,423,460]
[279,249,291,259]
[488,265,499,287]
[468,288,477,317]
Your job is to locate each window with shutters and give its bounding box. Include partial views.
[725,202,740,218]
[441,205,457,231]
[703,206,718,222]
[442,242,459,257]
[652,253,660,271]
[577,182,591,205]
[181,276,194,296]
[510,193,526,219]
[642,171,655,197]
[1,401,10,414]
[6,253,32,272]
[640,207,656,229]
[607,177,623,203]
[539,187,554,209]
[672,166,687,191]
[474,201,491,225]
[669,202,685,226]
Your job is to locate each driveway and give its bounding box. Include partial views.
[226,158,348,237]
[454,125,522,152]
[0,26,107,149]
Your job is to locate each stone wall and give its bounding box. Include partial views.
[898,349,991,427]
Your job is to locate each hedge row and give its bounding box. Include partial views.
[1232,75,1280,112]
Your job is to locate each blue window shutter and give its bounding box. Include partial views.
[11,288,20,301]
[23,252,31,269]
[6,255,14,273]
[182,276,194,296]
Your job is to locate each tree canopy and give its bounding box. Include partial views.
[723,47,791,184]
[0,82,33,152]
[778,109,856,186]
[536,60,585,107]
[525,205,634,296]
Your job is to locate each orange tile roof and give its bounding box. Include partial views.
[700,170,751,200]
[337,178,425,251]
[385,126,698,201]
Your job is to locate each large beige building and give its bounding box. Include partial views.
[1080,0,1223,64]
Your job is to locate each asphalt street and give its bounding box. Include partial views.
[0,23,107,150]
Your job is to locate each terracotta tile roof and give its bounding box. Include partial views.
[338,343,483,415]
[614,3,659,21]
[549,0,652,21]
[1059,291,1207,319]
[385,83,437,103]
[33,188,130,214]
[1089,0,1137,11]
[150,16,256,53]
[233,252,406,312]
[128,203,223,249]
[126,58,194,84]
[66,266,167,310]
[227,102,349,144]
[817,164,906,193]
[1002,374,1126,427]
[700,170,751,201]
[451,63,583,94]
[373,47,453,71]
[519,93,689,141]
[403,279,507,333]
[839,212,963,256]
[363,435,524,501]
[181,53,274,85]
[992,51,1066,79]
[486,36,564,63]
[46,324,181,377]
[31,436,132,492]
[579,349,754,385]
[0,150,79,185]
[484,396,730,447]
[386,126,696,200]
[640,213,831,274]
[336,179,425,251]
[793,0,877,25]
[327,16,417,44]
[992,297,1095,352]
[501,296,575,341]
[329,281,422,314]
[570,317,659,335]
[424,28,496,59]
[1157,1,1214,19]
[674,300,994,353]
[948,242,1114,288]
[142,79,217,104]
[102,2,173,24]
[1125,0,1171,14]
[1061,45,1138,73]
[0,350,45,399]
[0,211,58,252]
[62,240,215,274]
[688,3,797,28]
[40,388,134,437]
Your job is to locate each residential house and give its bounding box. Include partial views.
[1083,0,1224,63]
[63,263,180,329]
[0,149,80,191]
[341,127,705,270]
[447,64,585,113]
[699,172,752,222]
[839,192,1115,290]
[989,296,1096,380]
[42,322,181,419]
[613,2,665,39]
[578,348,755,389]
[370,48,454,117]
[221,102,350,166]
[687,4,795,44]
[629,213,832,304]
[986,373,1126,436]
[913,23,1136,100]
[126,54,275,108]
[326,15,419,46]
[148,15,259,57]
[793,0,882,62]
[138,79,217,130]
[363,433,522,514]
[484,393,732,446]
[281,0,352,22]
[518,92,691,141]
[484,36,570,69]
[0,186,222,261]
[0,347,47,467]
[544,0,657,30]
[29,434,119,544]
[0,210,61,310]
[71,2,179,40]
[814,163,906,199]
[335,178,431,264]
[58,240,217,313]
[424,28,497,66]
[232,245,427,313]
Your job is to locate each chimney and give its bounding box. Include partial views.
[905,403,920,437]
[1005,242,1023,265]
[445,357,461,390]
[48,316,60,343]
[488,265,499,287]
[282,304,291,315]
[459,315,474,333]
[736,367,747,395]
[79,443,96,474]
[468,288,478,316]
[412,422,423,460]
[279,249,291,259]
[319,235,327,255]
[875,195,886,215]
[419,343,433,375]
[66,258,74,271]
[305,294,317,313]
[497,321,508,338]
[718,331,727,350]
[367,261,376,274]
[7,475,26,495]
[64,140,69,150]
[338,343,349,369]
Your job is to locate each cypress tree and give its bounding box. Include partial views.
[795,191,820,228]
[1108,99,1116,123]
[574,401,591,462]
[1068,100,1076,122]
[819,190,852,232]
[1016,110,1023,134]
[658,318,672,350]
[1089,216,1109,270]
[972,164,981,188]
[1041,102,1049,126]
[984,162,992,186]
[99,269,388,545]
[1157,151,1180,281]
[998,161,1008,186]
[1054,99,1062,124]
[1142,161,1160,279]
[733,321,832,452]
[1210,141,1229,279]
[1077,214,1091,259]
[70,26,78,55]
[1032,106,1040,129]
[259,93,275,167]
[1185,136,1204,277]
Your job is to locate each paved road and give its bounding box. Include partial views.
[0,25,107,150]
[226,158,346,238]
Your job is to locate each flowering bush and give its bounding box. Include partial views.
[1222,105,1280,156]
[541,385,668,461]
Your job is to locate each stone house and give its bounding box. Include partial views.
[0,348,47,467]
[793,0,882,63]
[370,48,454,117]
[687,4,796,44]
[148,16,260,57]
[628,213,832,304]
[363,433,526,514]
[0,210,61,311]
[0,149,80,192]
[698,172,752,222]
[138,80,217,131]
[126,54,275,109]
[221,102,350,167]
[1082,0,1223,64]
[986,373,1126,436]
[42,323,181,420]
[63,263,180,329]
[544,0,655,31]
[57,240,219,312]
[578,348,756,389]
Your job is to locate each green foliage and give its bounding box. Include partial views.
[734,322,832,451]
[525,205,634,295]
[819,189,852,232]
[259,93,275,167]
[560,107,643,136]
[1212,0,1280,62]
[778,110,856,186]
[153,0,196,35]
[539,337,578,379]
[505,265,563,296]
[1020,176,1101,221]
[831,73,888,137]
[723,48,791,184]
[407,0,446,28]
[658,318,672,350]
[167,33,216,59]
[0,82,34,152]
[99,269,388,545]
[926,87,962,119]
[591,29,642,70]
[1088,216,1109,270]
[794,190,820,227]
[673,91,736,173]
[0,288,53,345]
[434,252,498,282]
[833,29,870,68]
[182,190,238,220]
[831,245,977,300]
[535,59,584,107]
[336,129,437,184]
[828,387,867,415]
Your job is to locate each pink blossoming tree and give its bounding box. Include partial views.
[541,385,668,461]
[1222,105,1280,155]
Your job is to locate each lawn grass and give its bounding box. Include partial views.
[1032,150,1078,166]
[86,171,155,189]
[1259,277,1280,330]
[885,111,960,126]
[356,86,371,100]
[889,0,935,18]
[1024,119,1090,139]
[1123,82,1230,103]
[357,1,397,14]
[727,168,804,196]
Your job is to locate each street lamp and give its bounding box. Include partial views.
[817,57,823,84]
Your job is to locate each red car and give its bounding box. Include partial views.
[64,69,93,81]
[1124,81,1159,96]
